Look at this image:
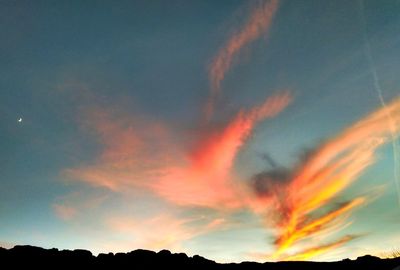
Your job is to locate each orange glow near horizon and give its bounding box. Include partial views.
[63,94,400,261]
[283,235,359,261]
[64,96,400,260]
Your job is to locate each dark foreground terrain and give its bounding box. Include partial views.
[1,245,400,269]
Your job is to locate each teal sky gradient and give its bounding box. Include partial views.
[1,0,400,262]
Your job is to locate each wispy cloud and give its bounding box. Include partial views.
[206,0,280,119]
[55,0,289,258]
[65,92,291,210]
[53,191,109,222]
[64,106,176,192]
[152,92,291,208]
[63,90,400,260]
[283,235,360,261]
[250,98,400,260]
[56,0,400,260]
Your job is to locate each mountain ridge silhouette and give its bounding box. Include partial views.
[1,245,400,269]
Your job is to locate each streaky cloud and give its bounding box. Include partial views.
[205,0,280,120]
[152,92,292,208]
[252,97,400,260]
[282,235,360,261]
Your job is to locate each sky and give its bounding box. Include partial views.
[1,0,400,263]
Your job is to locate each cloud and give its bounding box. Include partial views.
[64,106,177,193]
[61,85,400,261]
[151,92,292,208]
[53,191,109,222]
[251,97,400,260]
[64,92,291,210]
[251,167,291,198]
[56,0,400,257]
[273,197,365,253]
[282,235,360,261]
[205,0,280,119]
[57,0,290,258]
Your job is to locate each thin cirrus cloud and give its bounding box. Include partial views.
[64,106,177,193]
[249,98,400,260]
[205,0,280,119]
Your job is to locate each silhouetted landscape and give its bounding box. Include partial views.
[2,0,400,267]
[1,245,399,269]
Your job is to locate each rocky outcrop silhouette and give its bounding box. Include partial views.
[1,245,399,269]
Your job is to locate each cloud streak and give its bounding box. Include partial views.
[205,0,280,119]
[283,235,360,261]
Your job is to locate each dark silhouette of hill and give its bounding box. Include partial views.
[1,245,399,269]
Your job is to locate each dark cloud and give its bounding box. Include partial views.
[250,144,323,197]
[251,168,291,197]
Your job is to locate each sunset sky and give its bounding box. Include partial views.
[1,0,400,263]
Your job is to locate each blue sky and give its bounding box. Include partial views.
[1,0,400,262]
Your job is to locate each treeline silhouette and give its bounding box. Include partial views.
[1,245,399,269]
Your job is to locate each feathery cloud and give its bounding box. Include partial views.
[206,0,280,119]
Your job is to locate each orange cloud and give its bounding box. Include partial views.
[273,197,365,255]
[259,98,400,260]
[283,235,359,261]
[206,0,280,119]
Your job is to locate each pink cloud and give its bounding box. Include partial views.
[152,92,292,208]
[65,92,291,210]
[206,0,280,119]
